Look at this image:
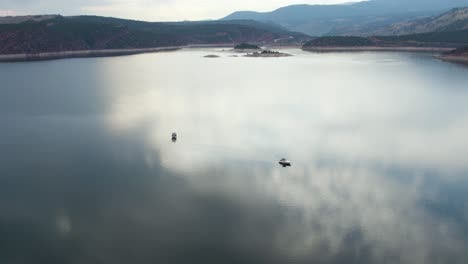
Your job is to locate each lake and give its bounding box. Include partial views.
[1,48,468,264]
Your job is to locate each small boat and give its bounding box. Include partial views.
[279,158,291,167]
[172,132,177,141]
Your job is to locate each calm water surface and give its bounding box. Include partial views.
[2,49,468,264]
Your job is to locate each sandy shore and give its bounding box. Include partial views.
[302,46,454,52]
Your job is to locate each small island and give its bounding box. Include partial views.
[204,54,220,58]
[234,43,261,50]
[244,50,292,57]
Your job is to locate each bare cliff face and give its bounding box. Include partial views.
[370,7,468,36]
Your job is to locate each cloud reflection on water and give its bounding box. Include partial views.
[2,50,468,264]
[103,50,468,263]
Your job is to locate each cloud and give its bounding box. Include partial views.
[0,9,25,16]
[1,0,357,21]
[106,50,468,172]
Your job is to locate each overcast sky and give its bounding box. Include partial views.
[0,0,355,21]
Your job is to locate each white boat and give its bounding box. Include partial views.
[279,158,291,167]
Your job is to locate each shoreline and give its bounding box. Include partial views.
[302,46,454,52]
[0,45,459,62]
[436,55,468,64]
[0,47,183,62]
[0,44,236,63]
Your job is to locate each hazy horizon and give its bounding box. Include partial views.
[0,0,358,22]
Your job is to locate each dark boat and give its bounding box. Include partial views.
[279,158,291,167]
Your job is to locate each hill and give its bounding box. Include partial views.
[376,29,468,44]
[0,15,309,55]
[223,0,468,36]
[303,30,468,49]
[304,36,374,47]
[370,7,468,35]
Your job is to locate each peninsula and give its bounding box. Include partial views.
[438,46,468,63]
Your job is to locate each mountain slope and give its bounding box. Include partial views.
[69,16,292,34]
[0,15,309,55]
[370,7,468,35]
[223,0,468,36]
[302,29,468,48]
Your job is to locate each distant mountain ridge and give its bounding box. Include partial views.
[0,15,309,55]
[0,15,59,24]
[369,7,468,35]
[222,0,468,36]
